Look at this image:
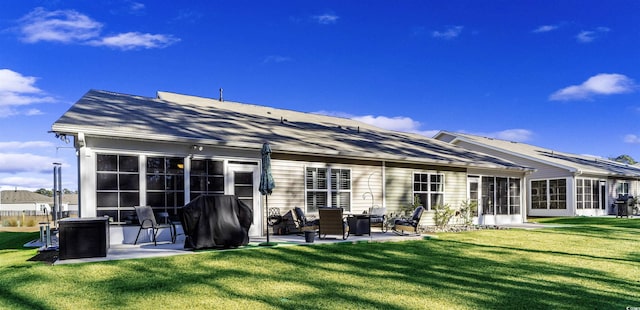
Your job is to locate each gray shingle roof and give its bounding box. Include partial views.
[0,190,51,204]
[438,131,640,177]
[52,90,531,171]
[0,191,77,205]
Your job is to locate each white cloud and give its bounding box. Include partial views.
[87,32,180,50]
[313,13,339,25]
[263,55,293,64]
[16,7,179,50]
[0,69,41,93]
[533,25,558,33]
[486,129,533,142]
[352,115,421,132]
[129,2,145,11]
[0,153,63,174]
[25,108,44,116]
[0,176,52,191]
[624,134,640,144]
[0,141,55,149]
[576,27,610,43]
[576,31,595,43]
[18,7,103,43]
[0,69,55,113]
[550,73,636,101]
[432,26,463,39]
[315,111,438,137]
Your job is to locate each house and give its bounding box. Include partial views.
[51,90,533,240]
[0,190,78,216]
[434,131,640,217]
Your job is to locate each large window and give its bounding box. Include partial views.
[96,154,139,222]
[531,179,567,210]
[413,173,444,211]
[468,176,479,216]
[577,178,601,209]
[146,156,185,215]
[616,181,630,197]
[305,167,351,213]
[331,169,351,209]
[190,159,225,200]
[480,177,520,215]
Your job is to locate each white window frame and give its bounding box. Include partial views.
[576,178,601,209]
[305,166,352,213]
[616,181,630,197]
[413,172,445,211]
[530,178,567,210]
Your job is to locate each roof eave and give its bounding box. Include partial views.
[52,125,531,172]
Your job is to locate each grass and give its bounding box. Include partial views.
[1,218,639,309]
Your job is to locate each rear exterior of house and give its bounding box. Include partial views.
[51,90,532,240]
[434,131,640,217]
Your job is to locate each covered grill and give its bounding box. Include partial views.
[614,195,634,218]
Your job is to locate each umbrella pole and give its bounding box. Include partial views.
[265,195,270,243]
[259,195,275,246]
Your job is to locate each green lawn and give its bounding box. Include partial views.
[1,217,639,309]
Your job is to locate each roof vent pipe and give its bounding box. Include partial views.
[219,88,223,102]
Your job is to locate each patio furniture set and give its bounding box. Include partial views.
[128,202,425,248]
[289,206,425,242]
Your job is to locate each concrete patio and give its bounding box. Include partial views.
[24,222,552,265]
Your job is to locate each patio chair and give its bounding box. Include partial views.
[318,207,349,240]
[292,207,319,233]
[369,207,388,232]
[392,206,424,235]
[134,206,176,246]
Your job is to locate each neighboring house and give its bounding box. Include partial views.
[434,131,640,217]
[0,190,51,214]
[51,90,533,238]
[0,190,78,216]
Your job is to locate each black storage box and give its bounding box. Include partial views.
[347,215,371,236]
[59,217,109,260]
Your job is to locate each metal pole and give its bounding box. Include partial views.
[52,165,57,223]
[57,165,62,220]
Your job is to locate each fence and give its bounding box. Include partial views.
[0,211,78,227]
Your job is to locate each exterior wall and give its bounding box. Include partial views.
[384,165,413,212]
[78,136,263,235]
[0,203,51,212]
[468,168,528,224]
[384,163,483,226]
[76,134,528,242]
[607,177,640,215]
[456,141,577,218]
[270,154,384,216]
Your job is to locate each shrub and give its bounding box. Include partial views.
[433,204,456,228]
[7,218,19,227]
[458,200,477,226]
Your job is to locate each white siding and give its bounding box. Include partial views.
[384,166,413,212]
[384,164,470,226]
[457,141,576,218]
[269,158,384,216]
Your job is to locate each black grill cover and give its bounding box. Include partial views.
[180,195,253,249]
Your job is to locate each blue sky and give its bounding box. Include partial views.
[1,0,639,191]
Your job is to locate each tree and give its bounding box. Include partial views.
[610,154,637,165]
[35,188,53,197]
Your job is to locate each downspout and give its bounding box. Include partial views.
[77,132,85,218]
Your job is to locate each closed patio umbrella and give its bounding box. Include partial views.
[258,142,276,246]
